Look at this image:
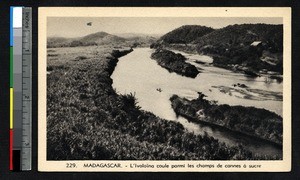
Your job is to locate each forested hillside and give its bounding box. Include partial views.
[152,24,283,75]
[159,25,214,44]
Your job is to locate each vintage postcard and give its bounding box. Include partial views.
[38,7,291,172]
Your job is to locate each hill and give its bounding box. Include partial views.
[115,33,158,47]
[47,32,158,48]
[196,24,283,74]
[195,24,283,53]
[115,33,162,39]
[47,32,127,48]
[80,31,126,45]
[152,24,283,74]
[159,25,214,44]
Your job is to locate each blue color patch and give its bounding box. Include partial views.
[10,6,13,46]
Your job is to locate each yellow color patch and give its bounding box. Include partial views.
[10,88,13,129]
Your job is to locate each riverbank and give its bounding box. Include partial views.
[47,45,279,160]
[152,43,283,80]
[170,93,283,145]
[150,49,199,78]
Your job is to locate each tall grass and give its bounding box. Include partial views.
[47,46,279,160]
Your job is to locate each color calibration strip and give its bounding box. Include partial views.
[10,6,32,171]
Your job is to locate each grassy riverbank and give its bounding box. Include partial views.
[170,94,283,145]
[47,45,279,160]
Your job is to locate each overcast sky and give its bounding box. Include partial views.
[47,17,282,38]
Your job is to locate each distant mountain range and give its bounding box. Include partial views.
[114,33,162,39]
[47,32,158,48]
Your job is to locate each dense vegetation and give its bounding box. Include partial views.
[151,49,199,78]
[170,93,283,145]
[195,24,282,51]
[211,45,282,76]
[152,24,283,75]
[159,25,214,44]
[47,46,279,160]
[196,24,283,74]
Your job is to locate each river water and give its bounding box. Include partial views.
[111,48,282,157]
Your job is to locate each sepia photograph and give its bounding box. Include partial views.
[38,7,291,172]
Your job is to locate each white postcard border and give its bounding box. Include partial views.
[38,7,292,172]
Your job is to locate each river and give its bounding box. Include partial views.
[111,48,282,157]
